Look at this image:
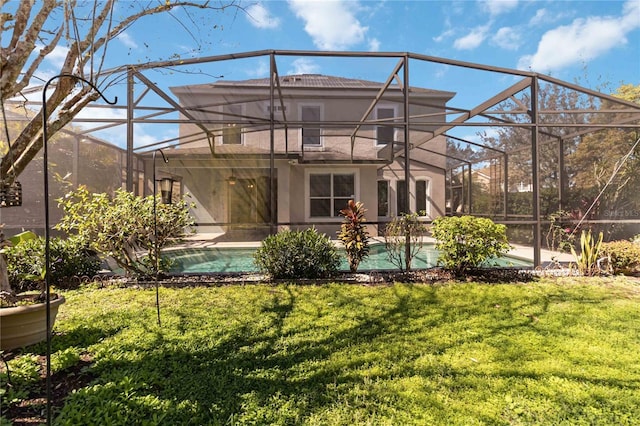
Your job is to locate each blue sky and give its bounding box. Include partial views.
[118,0,640,85]
[18,0,640,147]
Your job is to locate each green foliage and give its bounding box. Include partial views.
[570,230,604,276]
[432,215,510,275]
[383,212,427,272]
[6,279,640,424]
[337,200,370,272]
[544,210,576,252]
[600,240,640,275]
[0,354,40,406]
[4,235,100,293]
[56,186,194,278]
[6,230,38,247]
[253,228,340,279]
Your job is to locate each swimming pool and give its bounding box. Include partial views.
[164,243,532,274]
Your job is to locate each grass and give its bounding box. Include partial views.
[2,276,640,425]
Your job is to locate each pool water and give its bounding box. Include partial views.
[164,244,532,274]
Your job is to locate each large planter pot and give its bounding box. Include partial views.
[0,295,66,351]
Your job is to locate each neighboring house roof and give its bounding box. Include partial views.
[171,74,455,99]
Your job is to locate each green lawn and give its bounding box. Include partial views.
[2,277,640,425]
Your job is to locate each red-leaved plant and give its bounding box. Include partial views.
[337,200,370,272]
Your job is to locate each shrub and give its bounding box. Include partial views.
[337,200,370,272]
[383,212,428,272]
[254,228,340,279]
[5,236,101,291]
[600,240,640,275]
[431,215,510,276]
[56,186,194,278]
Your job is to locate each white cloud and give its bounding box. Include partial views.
[529,8,548,26]
[492,27,521,50]
[44,45,70,69]
[368,38,380,52]
[246,3,281,29]
[288,58,320,75]
[433,17,455,43]
[481,0,518,16]
[117,32,138,49]
[518,1,640,72]
[245,59,270,78]
[288,0,368,49]
[453,25,490,50]
[433,28,455,43]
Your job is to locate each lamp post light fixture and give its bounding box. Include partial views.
[152,149,169,327]
[42,74,116,426]
[159,176,175,205]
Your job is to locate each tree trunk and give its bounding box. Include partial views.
[0,253,10,294]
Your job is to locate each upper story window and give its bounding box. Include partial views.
[222,104,243,145]
[300,104,322,147]
[376,107,395,146]
[309,172,355,218]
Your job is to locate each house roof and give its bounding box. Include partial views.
[171,74,455,98]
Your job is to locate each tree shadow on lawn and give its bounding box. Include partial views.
[52,285,456,423]
[48,282,637,424]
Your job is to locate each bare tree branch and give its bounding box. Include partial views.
[1,0,242,182]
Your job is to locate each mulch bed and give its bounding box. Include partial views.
[118,267,535,288]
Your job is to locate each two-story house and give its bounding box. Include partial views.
[163,74,454,238]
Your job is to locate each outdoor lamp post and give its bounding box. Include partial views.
[152,149,169,327]
[43,74,116,426]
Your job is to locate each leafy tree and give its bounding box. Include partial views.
[0,0,240,309]
[56,186,195,278]
[478,80,640,232]
[568,84,640,229]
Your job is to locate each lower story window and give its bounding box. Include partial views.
[397,180,407,215]
[309,172,355,217]
[377,180,389,216]
[416,179,431,216]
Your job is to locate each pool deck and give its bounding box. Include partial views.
[178,234,574,267]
